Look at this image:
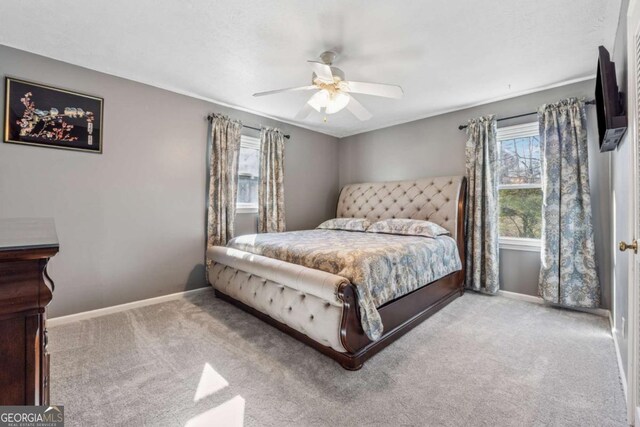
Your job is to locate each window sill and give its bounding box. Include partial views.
[236,206,258,214]
[499,237,541,252]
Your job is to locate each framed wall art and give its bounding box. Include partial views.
[4,77,103,153]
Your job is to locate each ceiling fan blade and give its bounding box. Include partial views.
[344,81,403,99]
[253,85,317,97]
[307,61,334,83]
[346,96,372,121]
[295,102,314,120]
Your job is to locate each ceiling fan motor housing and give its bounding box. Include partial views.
[329,67,345,81]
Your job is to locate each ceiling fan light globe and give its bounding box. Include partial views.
[325,92,351,114]
[308,89,330,112]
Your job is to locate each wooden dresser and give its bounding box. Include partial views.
[0,218,59,405]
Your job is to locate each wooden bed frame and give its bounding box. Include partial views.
[214,177,467,370]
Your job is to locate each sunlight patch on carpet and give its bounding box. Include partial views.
[185,396,245,427]
[193,363,230,402]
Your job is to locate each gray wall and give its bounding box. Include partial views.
[611,0,630,379]
[0,43,618,316]
[338,79,613,308]
[0,45,339,317]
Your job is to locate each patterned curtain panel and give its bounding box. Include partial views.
[538,98,600,307]
[258,127,286,233]
[465,115,500,294]
[207,113,242,248]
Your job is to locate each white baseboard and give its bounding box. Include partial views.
[497,290,610,318]
[497,290,544,305]
[609,311,629,419]
[47,286,213,327]
[612,324,629,402]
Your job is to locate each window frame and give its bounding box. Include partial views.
[496,122,542,252]
[236,135,261,214]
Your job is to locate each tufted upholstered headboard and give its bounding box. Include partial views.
[336,176,466,240]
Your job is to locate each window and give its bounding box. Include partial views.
[237,136,260,213]
[497,122,542,251]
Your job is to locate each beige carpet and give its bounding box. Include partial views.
[49,289,626,426]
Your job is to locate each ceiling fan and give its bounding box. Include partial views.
[253,51,403,121]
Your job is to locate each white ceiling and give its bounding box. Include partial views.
[0,0,621,138]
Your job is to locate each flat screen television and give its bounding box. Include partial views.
[595,45,627,152]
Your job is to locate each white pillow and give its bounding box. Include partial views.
[317,218,371,232]
[366,218,449,238]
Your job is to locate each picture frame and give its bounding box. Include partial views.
[4,77,103,153]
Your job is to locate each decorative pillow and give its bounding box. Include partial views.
[366,218,450,238]
[317,218,371,232]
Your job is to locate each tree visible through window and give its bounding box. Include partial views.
[498,123,542,240]
[237,136,260,211]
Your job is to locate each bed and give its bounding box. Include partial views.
[207,175,466,370]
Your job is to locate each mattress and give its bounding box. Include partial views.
[227,229,462,341]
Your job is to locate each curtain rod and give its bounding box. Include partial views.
[457,99,596,130]
[206,115,291,139]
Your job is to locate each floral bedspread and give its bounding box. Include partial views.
[227,229,461,341]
